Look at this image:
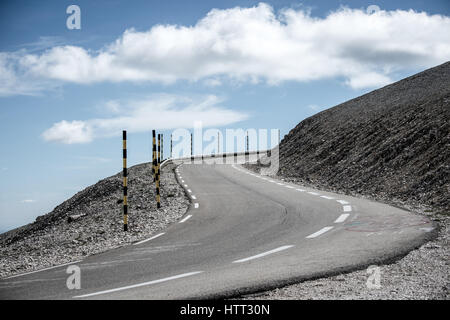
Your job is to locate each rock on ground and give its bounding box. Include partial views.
[0,162,189,278]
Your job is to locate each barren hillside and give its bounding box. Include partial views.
[278,62,450,212]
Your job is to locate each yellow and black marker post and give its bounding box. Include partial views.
[122,130,128,231]
[152,130,156,182]
[158,134,161,165]
[170,134,173,158]
[156,133,161,209]
[161,134,164,161]
[245,131,249,163]
[190,133,194,163]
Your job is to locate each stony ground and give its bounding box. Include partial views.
[241,169,449,299]
[0,162,189,278]
[279,62,449,213]
[240,62,450,300]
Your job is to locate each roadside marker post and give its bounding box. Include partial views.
[161,134,164,161]
[158,133,161,166]
[152,130,156,182]
[122,130,128,231]
[190,133,194,163]
[156,133,161,208]
[245,131,249,163]
[170,134,173,158]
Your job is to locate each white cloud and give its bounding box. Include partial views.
[42,120,93,144]
[345,72,393,89]
[42,94,248,144]
[1,3,450,95]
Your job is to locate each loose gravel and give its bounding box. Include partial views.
[0,162,189,279]
[240,62,449,300]
[242,186,448,300]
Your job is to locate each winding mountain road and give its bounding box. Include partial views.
[0,163,434,299]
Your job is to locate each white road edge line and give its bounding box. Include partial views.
[134,233,165,245]
[6,260,83,279]
[232,245,294,263]
[194,203,199,208]
[296,188,305,192]
[191,195,197,199]
[336,200,349,204]
[73,271,204,298]
[187,189,192,193]
[306,226,334,239]
[285,185,295,189]
[320,196,334,200]
[308,192,320,196]
[179,215,192,223]
[343,205,352,212]
[334,214,350,223]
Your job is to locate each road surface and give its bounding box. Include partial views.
[0,163,434,299]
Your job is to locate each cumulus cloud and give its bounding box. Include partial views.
[42,94,248,144]
[1,3,450,95]
[42,120,93,144]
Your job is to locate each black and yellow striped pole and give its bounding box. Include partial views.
[156,133,161,209]
[122,130,128,231]
[246,131,249,153]
[190,132,194,162]
[158,134,161,165]
[161,134,164,161]
[170,134,173,159]
[152,130,156,182]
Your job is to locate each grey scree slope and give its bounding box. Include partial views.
[243,61,449,299]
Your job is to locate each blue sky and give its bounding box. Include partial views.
[0,0,449,233]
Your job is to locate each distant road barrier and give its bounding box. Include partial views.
[118,129,275,232]
[122,130,128,231]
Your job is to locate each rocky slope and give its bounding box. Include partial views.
[277,61,449,213]
[0,162,189,278]
[243,62,450,299]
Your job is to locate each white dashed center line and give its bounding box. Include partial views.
[336,200,349,205]
[179,215,192,223]
[134,233,165,245]
[320,196,334,200]
[306,226,334,239]
[194,203,199,208]
[73,271,204,298]
[232,245,294,263]
[334,214,350,223]
[343,205,352,212]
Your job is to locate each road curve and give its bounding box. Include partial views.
[0,164,435,299]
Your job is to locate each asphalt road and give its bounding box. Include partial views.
[0,163,435,299]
